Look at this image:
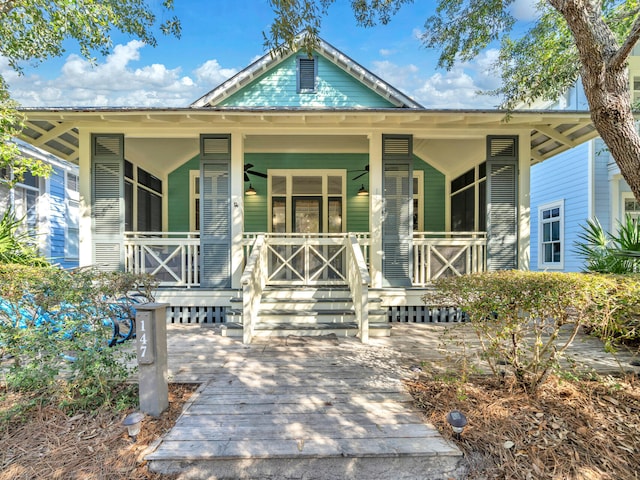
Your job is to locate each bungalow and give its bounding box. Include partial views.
[17,37,597,342]
[0,140,80,269]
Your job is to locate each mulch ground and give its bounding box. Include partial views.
[2,373,640,479]
[0,383,198,480]
[406,373,640,480]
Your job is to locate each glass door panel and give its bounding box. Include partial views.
[293,197,322,233]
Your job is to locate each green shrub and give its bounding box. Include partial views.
[0,209,49,266]
[575,216,640,273]
[0,264,155,411]
[426,271,635,394]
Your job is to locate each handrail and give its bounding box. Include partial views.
[241,235,267,344]
[346,234,370,343]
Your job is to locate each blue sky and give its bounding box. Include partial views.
[3,0,538,109]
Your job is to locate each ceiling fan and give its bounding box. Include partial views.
[244,163,267,182]
[348,164,369,181]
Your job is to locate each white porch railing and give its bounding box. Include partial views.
[412,231,486,286]
[123,231,485,288]
[240,235,267,344]
[346,234,370,343]
[124,232,200,288]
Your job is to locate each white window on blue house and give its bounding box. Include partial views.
[539,201,564,269]
[65,172,80,260]
[0,168,41,236]
[14,171,41,238]
[297,56,317,93]
[623,193,640,222]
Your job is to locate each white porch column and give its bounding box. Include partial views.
[231,132,245,288]
[518,130,531,270]
[78,128,93,268]
[369,132,383,288]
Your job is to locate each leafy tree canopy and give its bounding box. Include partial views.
[0,0,180,183]
[264,0,640,202]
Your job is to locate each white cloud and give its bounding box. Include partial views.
[379,49,394,57]
[194,59,238,86]
[510,0,541,22]
[372,51,502,109]
[5,40,237,107]
[372,60,420,93]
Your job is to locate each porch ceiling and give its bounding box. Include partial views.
[18,107,597,166]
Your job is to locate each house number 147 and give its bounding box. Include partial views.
[136,311,155,364]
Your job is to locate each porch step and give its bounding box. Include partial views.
[259,309,356,324]
[225,287,390,339]
[221,321,391,338]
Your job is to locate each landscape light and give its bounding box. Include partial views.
[122,412,145,442]
[446,410,468,438]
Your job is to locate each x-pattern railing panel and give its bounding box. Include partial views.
[264,237,348,286]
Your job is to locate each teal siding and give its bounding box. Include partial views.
[219,53,395,108]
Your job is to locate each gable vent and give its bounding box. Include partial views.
[202,136,230,156]
[298,57,316,91]
[383,135,412,157]
[93,135,123,157]
[488,136,518,159]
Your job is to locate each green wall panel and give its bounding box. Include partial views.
[168,154,199,232]
[415,156,446,231]
[243,153,371,233]
[167,152,446,234]
[219,53,395,108]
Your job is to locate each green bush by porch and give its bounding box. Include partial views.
[428,271,640,393]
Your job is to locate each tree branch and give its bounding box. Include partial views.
[610,14,640,71]
[0,0,17,16]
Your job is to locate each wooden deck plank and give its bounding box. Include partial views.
[191,391,411,404]
[147,435,458,460]
[159,422,441,442]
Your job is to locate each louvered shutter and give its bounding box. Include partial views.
[91,134,124,271]
[382,135,413,286]
[199,134,231,288]
[486,136,518,271]
[297,57,316,92]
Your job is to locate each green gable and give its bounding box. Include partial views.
[218,52,396,108]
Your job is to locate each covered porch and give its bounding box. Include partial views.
[18,108,597,341]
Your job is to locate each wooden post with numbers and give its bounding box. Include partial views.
[135,303,169,417]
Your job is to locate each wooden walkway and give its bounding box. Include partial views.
[146,323,639,480]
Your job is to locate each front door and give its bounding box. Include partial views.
[292,197,322,233]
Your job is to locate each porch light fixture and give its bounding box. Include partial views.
[245,184,257,195]
[446,410,468,439]
[122,411,145,442]
[357,184,368,196]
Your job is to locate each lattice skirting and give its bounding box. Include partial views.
[167,306,227,324]
[165,305,466,324]
[387,305,467,323]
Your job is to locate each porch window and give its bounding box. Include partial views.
[124,160,163,232]
[413,171,424,231]
[65,172,79,260]
[268,170,345,233]
[190,170,200,231]
[539,201,563,269]
[623,193,640,222]
[450,162,486,232]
